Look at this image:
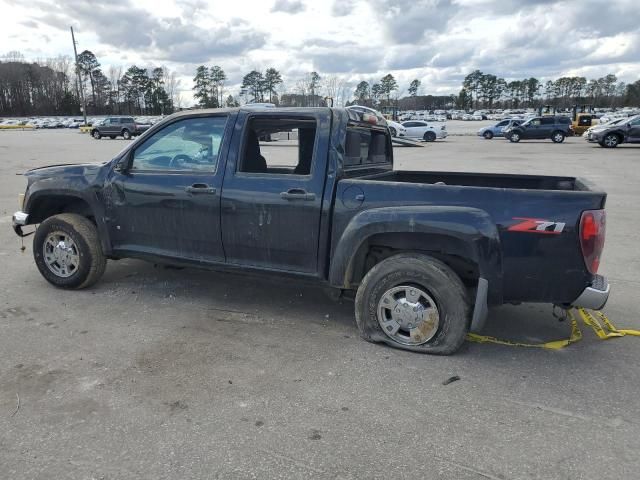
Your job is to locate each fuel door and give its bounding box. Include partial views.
[342,185,365,210]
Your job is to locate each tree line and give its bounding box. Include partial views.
[0,50,181,116]
[2,48,639,116]
[191,67,351,108]
[457,70,640,110]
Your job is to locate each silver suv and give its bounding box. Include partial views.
[90,117,148,140]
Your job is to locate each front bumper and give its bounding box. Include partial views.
[12,211,29,237]
[571,275,610,310]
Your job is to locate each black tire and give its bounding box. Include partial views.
[33,214,106,289]
[355,253,470,355]
[423,131,437,142]
[122,129,131,140]
[602,133,620,148]
[92,130,101,139]
[551,131,565,143]
[509,131,521,142]
[483,130,493,140]
[109,135,116,139]
[389,127,397,137]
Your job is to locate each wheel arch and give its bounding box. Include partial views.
[25,191,113,255]
[606,130,625,142]
[329,206,503,304]
[27,193,94,224]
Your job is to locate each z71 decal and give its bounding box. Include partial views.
[507,217,566,234]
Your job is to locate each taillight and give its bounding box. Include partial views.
[579,209,606,274]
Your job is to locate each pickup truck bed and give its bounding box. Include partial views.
[332,171,605,307]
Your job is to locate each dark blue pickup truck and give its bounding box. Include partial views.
[12,107,609,354]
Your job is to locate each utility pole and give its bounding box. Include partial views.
[70,26,88,126]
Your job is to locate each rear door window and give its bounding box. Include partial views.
[237,117,317,175]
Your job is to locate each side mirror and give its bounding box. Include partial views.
[113,156,130,174]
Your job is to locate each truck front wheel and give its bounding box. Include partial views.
[355,253,470,355]
[33,214,106,289]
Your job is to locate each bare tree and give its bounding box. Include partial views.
[324,76,349,107]
[163,66,181,109]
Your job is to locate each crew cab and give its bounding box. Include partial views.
[12,107,609,354]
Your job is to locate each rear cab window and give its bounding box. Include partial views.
[343,109,393,171]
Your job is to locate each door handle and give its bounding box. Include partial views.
[185,183,216,194]
[280,188,316,201]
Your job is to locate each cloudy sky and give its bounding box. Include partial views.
[3,0,639,104]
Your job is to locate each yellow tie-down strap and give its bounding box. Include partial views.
[466,308,640,350]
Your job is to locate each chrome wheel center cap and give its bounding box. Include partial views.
[377,285,440,346]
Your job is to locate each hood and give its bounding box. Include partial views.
[591,124,621,132]
[25,162,106,178]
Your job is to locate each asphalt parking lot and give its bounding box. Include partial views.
[1,128,639,480]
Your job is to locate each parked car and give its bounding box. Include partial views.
[13,107,609,355]
[90,116,147,140]
[386,119,407,137]
[401,120,447,141]
[477,119,523,139]
[582,117,626,138]
[504,116,574,143]
[585,115,640,148]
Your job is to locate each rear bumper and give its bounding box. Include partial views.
[571,275,610,310]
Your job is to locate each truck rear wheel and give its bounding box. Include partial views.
[92,130,101,139]
[551,131,565,143]
[33,214,106,289]
[355,253,470,355]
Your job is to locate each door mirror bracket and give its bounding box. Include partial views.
[114,156,130,174]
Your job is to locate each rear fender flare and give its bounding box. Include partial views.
[329,206,503,304]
